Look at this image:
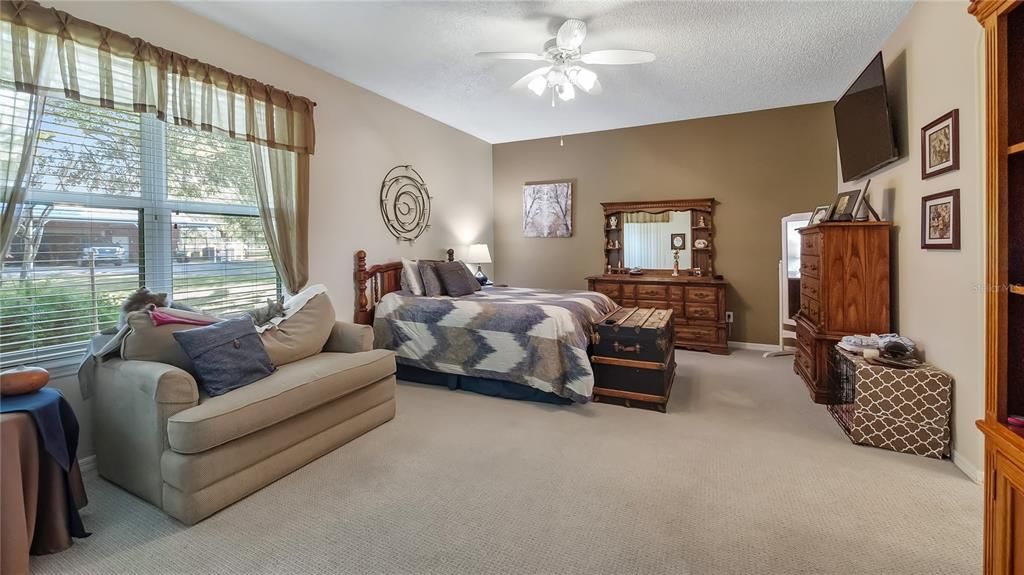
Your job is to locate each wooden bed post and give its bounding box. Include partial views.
[446,248,454,262]
[355,250,370,325]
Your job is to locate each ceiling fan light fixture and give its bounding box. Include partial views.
[557,82,576,101]
[527,76,547,96]
[571,67,598,92]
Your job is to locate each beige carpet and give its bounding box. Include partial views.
[35,350,981,574]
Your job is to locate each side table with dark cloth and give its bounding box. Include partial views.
[1,388,89,574]
[827,347,953,459]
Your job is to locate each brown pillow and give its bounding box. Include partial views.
[121,307,221,374]
[418,260,445,297]
[436,261,478,297]
[457,260,482,291]
[260,293,336,367]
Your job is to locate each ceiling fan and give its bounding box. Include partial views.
[476,19,656,106]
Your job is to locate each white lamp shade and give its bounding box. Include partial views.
[466,243,492,264]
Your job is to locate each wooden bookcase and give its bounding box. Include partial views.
[972,1,1024,572]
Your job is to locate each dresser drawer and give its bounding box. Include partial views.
[801,232,821,256]
[800,254,820,278]
[637,299,671,310]
[800,296,821,326]
[800,275,821,302]
[685,302,718,321]
[795,346,815,379]
[593,282,620,298]
[685,286,718,303]
[669,286,684,300]
[621,284,636,298]
[636,284,668,300]
[676,324,721,345]
[795,319,814,351]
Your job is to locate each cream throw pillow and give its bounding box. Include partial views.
[401,258,424,295]
[121,307,220,374]
[260,293,336,367]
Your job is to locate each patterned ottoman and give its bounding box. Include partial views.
[827,348,952,459]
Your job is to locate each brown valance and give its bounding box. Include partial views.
[0,0,316,154]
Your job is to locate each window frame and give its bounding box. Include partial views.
[3,99,273,370]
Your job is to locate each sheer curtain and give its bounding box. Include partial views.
[0,91,44,260]
[250,143,309,294]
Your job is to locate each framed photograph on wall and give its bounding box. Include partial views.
[921,109,959,179]
[921,189,961,250]
[670,233,686,251]
[523,180,574,238]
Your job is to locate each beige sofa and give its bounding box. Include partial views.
[91,320,396,525]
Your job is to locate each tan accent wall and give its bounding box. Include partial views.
[840,1,984,480]
[493,102,838,345]
[39,0,494,458]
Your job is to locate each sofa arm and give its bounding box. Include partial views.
[91,359,199,507]
[323,321,374,353]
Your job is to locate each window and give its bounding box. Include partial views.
[0,92,280,367]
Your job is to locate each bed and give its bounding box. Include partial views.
[354,250,617,403]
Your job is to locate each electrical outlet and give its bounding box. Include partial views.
[726,311,734,323]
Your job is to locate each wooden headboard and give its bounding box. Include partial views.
[354,248,455,324]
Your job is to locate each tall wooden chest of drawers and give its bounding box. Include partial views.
[586,274,729,354]
[795,222,891,403]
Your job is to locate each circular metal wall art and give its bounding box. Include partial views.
[380,165,432,244]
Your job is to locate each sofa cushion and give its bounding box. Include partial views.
[121,308,221,374]
[166,349,396,454]
[260,293,335,367]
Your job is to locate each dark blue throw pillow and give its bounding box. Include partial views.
[172,317,275,397]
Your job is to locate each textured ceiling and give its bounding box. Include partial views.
[178,1,913,144]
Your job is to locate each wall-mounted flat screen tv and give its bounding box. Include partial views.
[834,52,899,182]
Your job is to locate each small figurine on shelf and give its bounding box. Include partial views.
[693,267,703,277]
[607,239,615,249]
[614,240,620,249]
[672,250,680,277]
[606,264,612,274]
[697,215,706,227]
[608,215,618,229]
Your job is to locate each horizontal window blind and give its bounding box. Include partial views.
[171,213,279,316]
[0,94,280,368]
[0,204,141,365]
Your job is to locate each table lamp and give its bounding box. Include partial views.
[466,243,492,285]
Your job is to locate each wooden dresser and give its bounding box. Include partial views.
[794,222,891,404]
[586,274,729,354]
[971,1,1024,571]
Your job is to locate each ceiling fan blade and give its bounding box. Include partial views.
[511,66,551,90]
[556,19,587,50]
[580,50,656,65]
[476,52,546,61]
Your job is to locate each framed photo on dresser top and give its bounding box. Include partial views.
[921,189,960,250]
[921,109,959,179]
[826,188,865,221]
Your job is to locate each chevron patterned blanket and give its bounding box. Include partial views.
[373,287,617,403]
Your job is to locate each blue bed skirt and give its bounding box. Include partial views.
[396,364,573,405]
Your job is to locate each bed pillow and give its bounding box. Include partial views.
[401,258,424,295]
[417,260,446,297]
[260,293,336,367]
[172,317,275,397]
[436,261,479,297]
[121,307,221,374]
[458,260,483,291]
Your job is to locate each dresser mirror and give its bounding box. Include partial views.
[601,198,716,276]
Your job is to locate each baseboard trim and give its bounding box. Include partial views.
[952,450,983,484]
[728,341,779,352]
[79,455,96,474]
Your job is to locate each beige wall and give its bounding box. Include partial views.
[40,1,494,458]
[493,103,838,344]
[845,1,985,479]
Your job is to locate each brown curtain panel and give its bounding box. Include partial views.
[0,0,316,155]
[251,144,309,294]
